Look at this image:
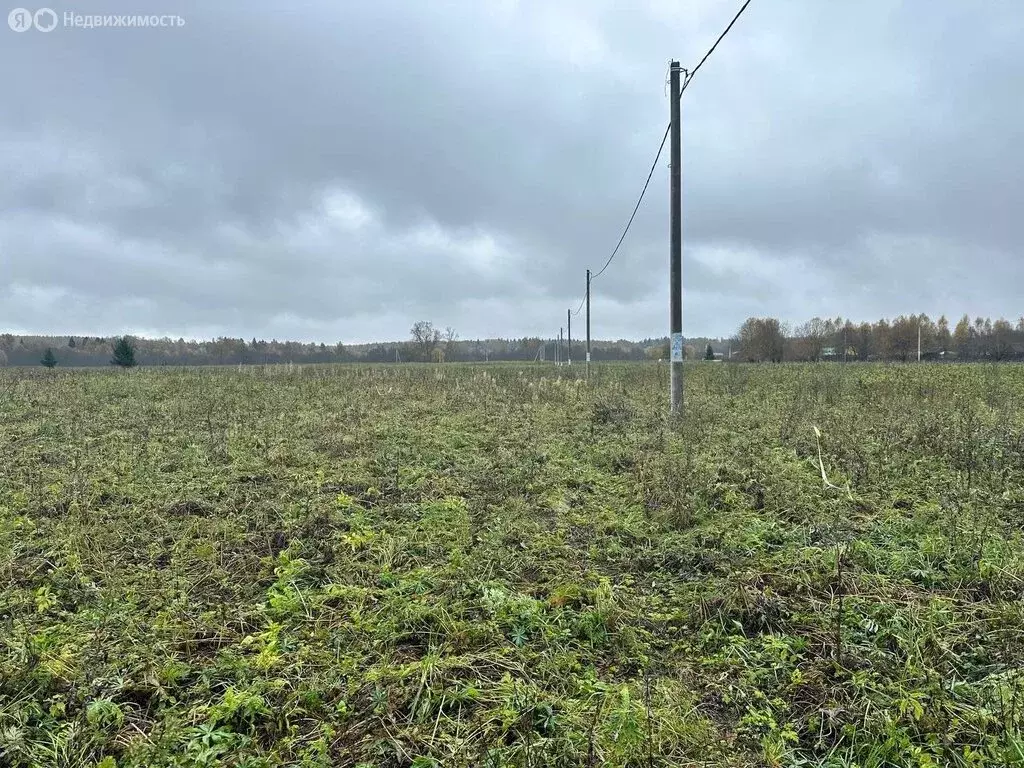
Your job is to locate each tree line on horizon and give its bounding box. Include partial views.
[0,324,661,367]
[2,313,1023,368]
[733,313,1024,362]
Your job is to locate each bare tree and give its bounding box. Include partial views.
[410,321,441,362]
[738,317,784,362]
[443,327,458,362]
[793,317,830,361]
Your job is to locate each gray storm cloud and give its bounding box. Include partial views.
[1,0,1021,342]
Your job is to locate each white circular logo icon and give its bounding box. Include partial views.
[34,7,57,31]
[8,7,33,31]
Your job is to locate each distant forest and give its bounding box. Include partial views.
[732,314,1024,363]
[1,313,1023,367]
[0,332,659,367]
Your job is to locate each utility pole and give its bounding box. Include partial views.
[669,60,683,413]
[567,309,572,366]
[918,321,922,362]
[585,269,592,377]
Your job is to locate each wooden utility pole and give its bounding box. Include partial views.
[585,269,592,377]
[669,61,683,413]
[567,309,572,366]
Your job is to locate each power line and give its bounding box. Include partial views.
[571,293,585,316]
[586,0,753,284]
[680,0,752,97]
[591,122,671,280]
[566,0,753,317]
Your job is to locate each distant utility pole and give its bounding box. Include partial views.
[669,60,684,413]
[918,321,922,362]
[567,309,572,366]
[586,268,592,377]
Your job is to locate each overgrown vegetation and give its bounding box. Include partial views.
[1,362,1022,766]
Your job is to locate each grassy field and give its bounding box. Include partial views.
[1,362,1023,767]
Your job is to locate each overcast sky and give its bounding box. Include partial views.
[2,1,1021,343]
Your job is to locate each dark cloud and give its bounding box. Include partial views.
[2,0,1021,342]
